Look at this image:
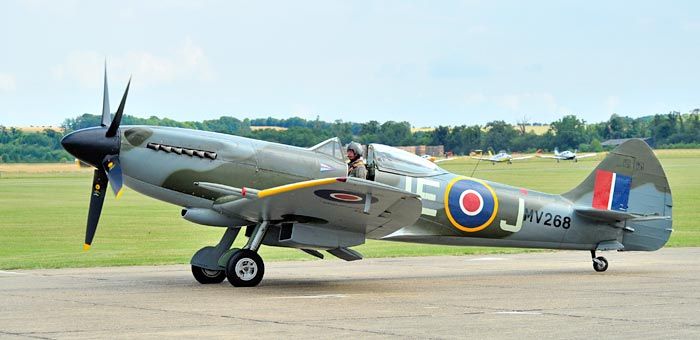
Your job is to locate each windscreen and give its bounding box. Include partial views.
[309,137,344,161]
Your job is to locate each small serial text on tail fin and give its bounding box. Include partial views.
[563,139,672,251]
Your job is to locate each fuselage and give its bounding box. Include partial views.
[118,126,620,251]
[489,152,513,162]
[556,150,577,160]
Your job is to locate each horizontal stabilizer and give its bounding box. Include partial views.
[574,206,670,223]
[574,206,640,222]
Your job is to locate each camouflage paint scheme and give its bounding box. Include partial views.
[119,126,672,253]
[60,73,672,286]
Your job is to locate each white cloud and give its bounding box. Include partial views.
[466,25,488,35]
[52,37,213,88]
[684,21,700,31]
[461,91,571,123]
[606,95,620,113]
[463,92,486,104]
[0,73,17,92]
[494,92,559,112]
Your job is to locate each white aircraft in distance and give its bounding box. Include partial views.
[470,149,533,164]
[537,148,597,162]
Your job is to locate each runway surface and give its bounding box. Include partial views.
[1,248,699,339]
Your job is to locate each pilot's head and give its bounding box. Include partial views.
[346,142,363,162]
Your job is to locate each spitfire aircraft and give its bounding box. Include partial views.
[537,148,597,162]
[471,149,533,164]
[61,71,673,287]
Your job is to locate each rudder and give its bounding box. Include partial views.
[563,139,672,251]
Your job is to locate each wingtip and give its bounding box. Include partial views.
[83,243,91,251]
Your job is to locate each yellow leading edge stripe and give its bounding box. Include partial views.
[257,177,340,198]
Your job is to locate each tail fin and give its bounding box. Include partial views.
[563,139,672,251]
[488,149,493,156]
[554,147,559,155]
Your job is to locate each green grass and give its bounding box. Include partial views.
[0,149,698,269]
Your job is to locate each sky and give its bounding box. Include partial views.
[1,0,699,128]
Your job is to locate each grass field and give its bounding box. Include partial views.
[1,149,698,269]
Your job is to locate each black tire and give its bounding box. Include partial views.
[191,265,226,284]
[593,256,608,272]
[225,249,265,287]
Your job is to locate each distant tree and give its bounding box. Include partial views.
[430,126,450,146]
[446,125,481,155]
[482,120,517,151]
[550,115,587,150]
[516,115,530,135]
[378,121,412,146]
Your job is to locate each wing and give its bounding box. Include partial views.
[435,156,464,163]
[198,177,422,239]
[576,153,597,159]
[511,155,534,160]
[536,154,559,159]
[470,156,493,161]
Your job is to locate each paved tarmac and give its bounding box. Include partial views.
[1,248,699,339]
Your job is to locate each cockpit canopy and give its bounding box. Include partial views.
[308,137,345,161]
[368,144,446,177]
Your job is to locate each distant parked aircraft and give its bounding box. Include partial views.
[537,148,597,162]
[471,149,533,164]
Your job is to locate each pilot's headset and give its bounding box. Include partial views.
[347,142,364,159]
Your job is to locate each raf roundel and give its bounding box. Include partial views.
[314,189,378,204]
[444,177,499,232]
[329,192,363,202]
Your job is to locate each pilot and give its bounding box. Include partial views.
[346,142,367,179]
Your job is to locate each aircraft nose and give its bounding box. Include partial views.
[61,127,120,168]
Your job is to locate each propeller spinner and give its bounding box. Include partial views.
[61,67,130,250]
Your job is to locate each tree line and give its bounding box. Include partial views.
[1,110,698,163]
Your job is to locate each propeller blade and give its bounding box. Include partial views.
[103,156,124,198]
[105,77,131,138]
[101,62,111,127]
[85,169,109,250]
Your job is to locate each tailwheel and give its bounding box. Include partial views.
[226,249,265,287]
[191,265,226,284]
[593,257,608,272]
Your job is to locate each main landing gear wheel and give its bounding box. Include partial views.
[226,249,265,287]
[191,265,226,284]
[593,257,609,272]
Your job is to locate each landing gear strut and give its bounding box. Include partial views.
[225,221,269,287]
[590,250,608,272]
[190,221,270,287]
